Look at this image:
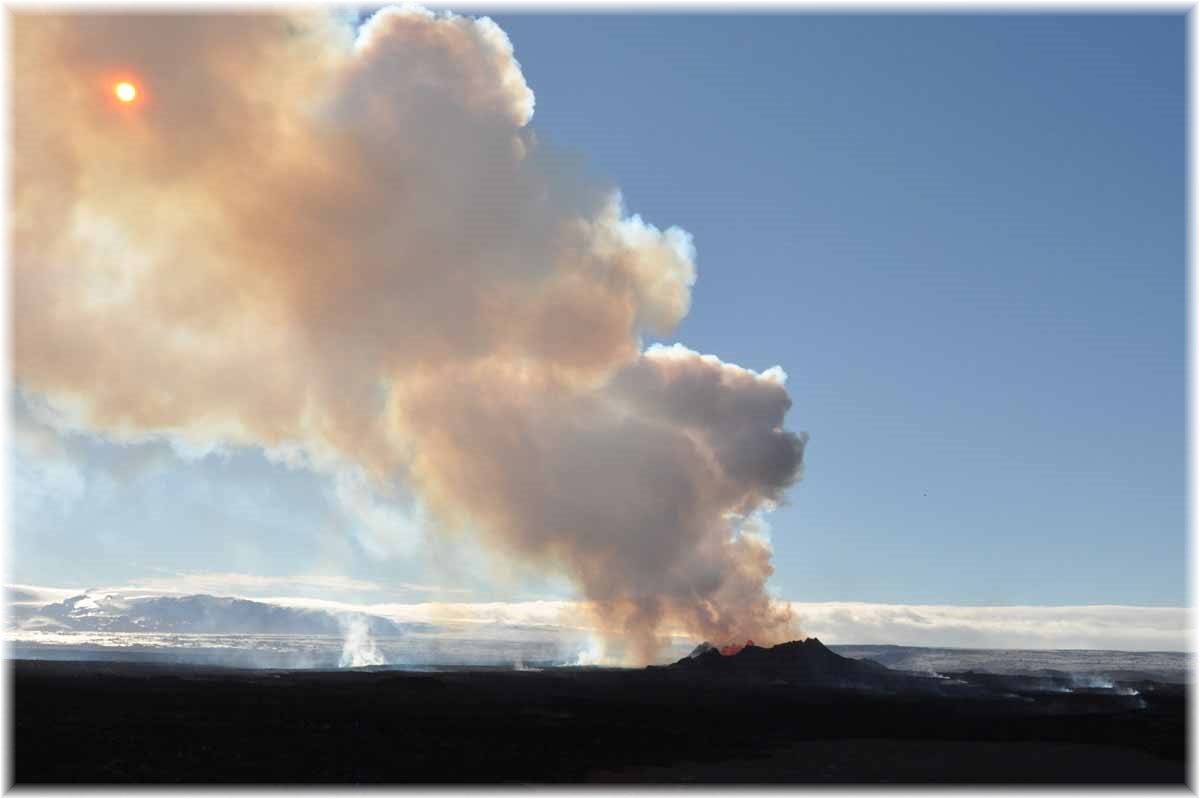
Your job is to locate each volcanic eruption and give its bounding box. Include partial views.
[672,638,892,686]
[13,6,808,663]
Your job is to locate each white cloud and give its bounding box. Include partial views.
[331,466,427,559]
[258,596,585,631]
[50,572,473,600]
[263,598,1191,652]
[13,412,86,522]
[5,584,81,607]
[789,602,1189,652]
[139,572,386,595]
[8,581,1184,653]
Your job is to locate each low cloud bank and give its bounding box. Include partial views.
[789,602,1189,652]
[6,584,1186,653]
[251,596,1194,652]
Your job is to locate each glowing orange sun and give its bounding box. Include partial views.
[114,82,137,103]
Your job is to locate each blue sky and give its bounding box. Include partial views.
[482,13,1187,606]
[12,12,1186,610]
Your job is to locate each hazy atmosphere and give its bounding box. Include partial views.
[11,10,1186,663]
[9,8,1190,786]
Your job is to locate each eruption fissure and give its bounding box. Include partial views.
[14,6,807,663]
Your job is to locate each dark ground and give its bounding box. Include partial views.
[10,659,1188,784]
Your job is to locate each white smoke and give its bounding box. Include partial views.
[337,614,385,668]
[14,7,807,663]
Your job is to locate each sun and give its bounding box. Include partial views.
[114,82,137,103]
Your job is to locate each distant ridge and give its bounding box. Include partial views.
[10,591,414,637]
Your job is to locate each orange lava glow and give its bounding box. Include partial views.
[720,639,755,656]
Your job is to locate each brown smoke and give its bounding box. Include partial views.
[13,7,807,662]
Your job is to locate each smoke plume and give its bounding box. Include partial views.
[13,7,808,662]
[338,614,386,668]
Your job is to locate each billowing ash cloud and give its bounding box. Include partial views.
[13,7,807,662]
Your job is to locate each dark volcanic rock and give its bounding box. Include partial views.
[669,638,891,685]
[11,659,1187,783]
